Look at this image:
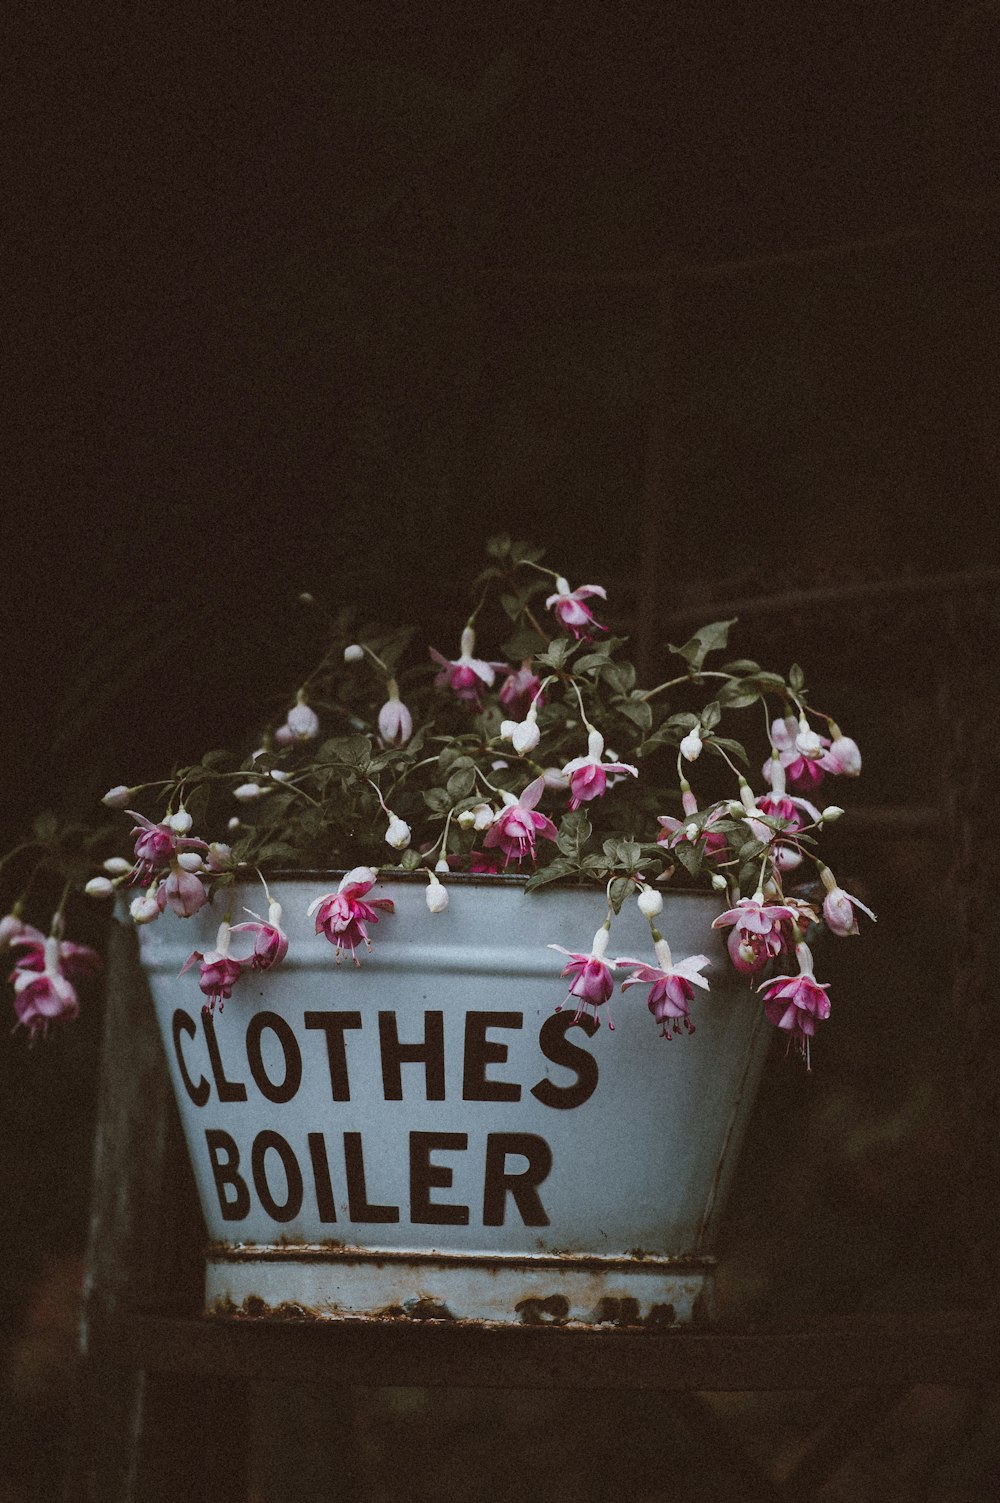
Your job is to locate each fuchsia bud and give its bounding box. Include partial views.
[378,681,413,745]
[286,698,320,741]
[825,725,862,776]
[819,865,876,936]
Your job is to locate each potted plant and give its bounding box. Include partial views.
[1,536,872,1326]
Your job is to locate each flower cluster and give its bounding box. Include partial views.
[1,535,873,1066]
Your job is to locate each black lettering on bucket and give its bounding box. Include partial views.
[378,1011,445,1101]
[530,1012,599,1110]
[462,1012,523,1102]
[409,1132,470,1225]
[246,1011,302,1104]
[304,1011,362,1101]
[172,1008,209,1107]
[251,1130,304,1223]
[205,1128,250,1221]
[482,1132,552,1227]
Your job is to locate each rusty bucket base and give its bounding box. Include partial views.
[205,1247,714,1326]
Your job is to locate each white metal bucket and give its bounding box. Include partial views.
[137,874,771,1326]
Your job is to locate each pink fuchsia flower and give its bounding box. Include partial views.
[499,662,543,718]
[430,626,507,709]
[308,866,395,965]
[763,716,832,793]
[9,932,100,980]
[377,681,413,745]
[824,726,862,777]
[230,897,289,971]
[126,810,207,885]
[713,892,798,975]
[561,729,638,811]
[180,922,244,1015]
[545,577,607,640]
[10,935,82,1039]
[758,942,831,1068]
[657,787,728,861]
[156,864,210,918]
[482,776,558,866]
[615,937,710,1041]
[548,923,617,1028]
[819,866,876,937]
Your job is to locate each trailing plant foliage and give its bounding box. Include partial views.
[0,536,871,1066]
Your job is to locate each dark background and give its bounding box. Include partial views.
[3,3,999,1498]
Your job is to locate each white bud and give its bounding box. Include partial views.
[130,893,160,924]
[384,814,412,851]
[491,759,509,771]
[685,822,699,842]
[102,785,132,809]
[456,808,477,830]
[270,769,291,783]
[511,718,541,755]
[286,702,320,741]
[543,766,570,790]
[234,782,263,801]
[637,886,663,918]
[711,872,729,891]
[103,857,132,876]
[435,858,450,874]
[85,876,114,898]
[298,591,314,605]
[680,727,702,762]
[426,874,449,913]
[555,576,571,596]
[472,803,496,831]
[344,643,364,663]
[499,719,518,742]
[821,805,844,822]
[228,816,241,831]
[177,851,204,873]
[167,808,193,834]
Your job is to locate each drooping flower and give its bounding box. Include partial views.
[712,892,797,975]
[180,922,245,1015]
[615,936,710,1040]
[560,729,638,811]
[499,662,543,718]
[11,934,82,1039]
[758,942,831,1068]
[548,923,616,1028]
[9,931,100,980]
[429,626,507,709]
[156,864,210,918]
[230,898,289,971]
[545,577,608,640]
[819,865,876,937]
[762,716,832,792]
[482,776,558,866]
[378,679,413,745]
[824,727,862,777]
[308,866,395,965]
[126,810,207,885]
[657,787,728,861]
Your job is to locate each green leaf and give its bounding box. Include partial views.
[446,766,476,799]
[537,638,572,670]
[422,787,452,814]
[706,736,749,767]
[721,659,761,674]
[556,811,592,859]
[501,628,543,661]
[672,842,703,878]
[201,749,235,769]
[500,593,522,621]
[400,847,422,871]
[486,533,512,560]
[668,619,738,673]
[701,700,722,731]
[318,735,372,771]
[615,697,653,734]
[608,876,633,913]
[601,661,636,694]
[524,857,577,891]
[717,678,761,709]
[789,662,805,692]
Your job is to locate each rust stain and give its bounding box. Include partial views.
[515,1294,570,1326]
